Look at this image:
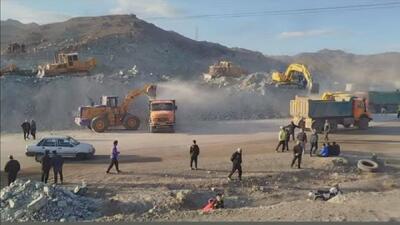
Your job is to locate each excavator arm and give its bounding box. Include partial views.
[271,63,319,93]
[120,84,157,113]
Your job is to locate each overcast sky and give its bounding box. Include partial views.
[1,0,400,55]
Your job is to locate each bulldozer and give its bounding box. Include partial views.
[203,60,247,80]
[271,63,319,93]
[37,52,96,78]
[75,84,157,132]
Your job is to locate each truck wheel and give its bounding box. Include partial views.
[358,117,369,130]
[311,120,324,133]
[150,126,156,133]
[91,117,108,133]
[123,114,140,130]
[357,159,378,172]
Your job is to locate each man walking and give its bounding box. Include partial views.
[324,120,331,142]
[4,155,21,185]
[309,130,319,156]
[21,120,31,140]
[285,121,299,141]
[296,129,308,154]
[190,140,200,170]
[275,126,287,152]
[30,120,37,140]
[284,128,290,151]
[41,150,52,183]
[291,141,303,169]
[106,140,121,174]
[51,151,64,184]
[228,148,243,181]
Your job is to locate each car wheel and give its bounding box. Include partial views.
[76,153,87,160]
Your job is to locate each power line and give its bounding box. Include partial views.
[144,1,400,20]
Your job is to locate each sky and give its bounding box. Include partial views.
[1,0,400,55]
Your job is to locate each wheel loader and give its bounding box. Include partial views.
[271,63,319,93]
[75,84,157,132]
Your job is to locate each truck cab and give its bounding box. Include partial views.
[149,100,177,133]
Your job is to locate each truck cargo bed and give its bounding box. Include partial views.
[290,96,353,119]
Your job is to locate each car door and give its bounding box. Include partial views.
[41,138,58,154]
[57,138,75,158]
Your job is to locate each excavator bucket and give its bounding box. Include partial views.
[146,85,157,99]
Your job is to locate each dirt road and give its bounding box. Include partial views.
[1,115,399,221]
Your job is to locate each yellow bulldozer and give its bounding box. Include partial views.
[271,63,319,93]
[37,52,96,78]
[203,60,247,80]
[75,84,157,132]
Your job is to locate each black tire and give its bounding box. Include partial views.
[91,117,108,133]
[311,120,324,133]
[357,159,379,172]
[343,123,351,128]
[358,117,369,130]
[76,153,87,160]
[123,114,140,130]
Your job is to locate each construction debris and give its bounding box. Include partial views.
[0,179,102,222]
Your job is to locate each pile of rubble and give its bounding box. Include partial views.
[0,179,102,222]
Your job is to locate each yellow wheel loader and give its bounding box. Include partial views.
[271,63,319,93]
[75,84,157,132]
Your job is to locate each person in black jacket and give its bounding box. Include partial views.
[4,155,21,185]
[30,120,37,140]
[285,121,299,141]
[291,142,303,169]
[51,151,64,184]
[228,148,242,181]
[41,150,52,183]
[21,120,31,140]
[190,140,200,170]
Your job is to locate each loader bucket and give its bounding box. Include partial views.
[147,85,157,99]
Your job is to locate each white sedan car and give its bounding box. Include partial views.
[26,136,95,161]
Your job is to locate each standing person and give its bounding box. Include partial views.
[106,140,121,174]
[51,151,64,184]
[284,128,290,151]
[30,120,37,140]
[21,120,31,140]
[41,150,52,183]
[285,121,299,141]
[309,130,319,156]
[296,129,308,154]
[275,126,287,152]
[323,120,331,142]
[291,141,303,169]
[4,155,21,186]
[189,140,200,170]
[228,148,243,181]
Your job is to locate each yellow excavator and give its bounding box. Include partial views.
[271,63,319,93]
[75,84,157,132]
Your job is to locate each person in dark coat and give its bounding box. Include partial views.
[4,155,21,185]
[291,142,303,169]
[30,120,37,140]
[21,119,31,140]
[213,193,224,209]
[285,121,299,141]
[41,150,52,183]
[228,148,243,181]
[284,128,290,151]
[331,142,341,156]
[190,140,200,170]
[309,130,319,156]
[106,140,121,173]
[51,151,64,184]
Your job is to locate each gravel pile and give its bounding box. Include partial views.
[0,179,102,222]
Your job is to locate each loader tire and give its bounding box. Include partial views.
[358,117,369,130]
[357,159,379,172]
[123,114,140,130]
[91,117,108,133]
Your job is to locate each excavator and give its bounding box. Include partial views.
[75,84,157,132]
[271,63,319,93]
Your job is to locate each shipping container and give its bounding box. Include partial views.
[355,91,400,113]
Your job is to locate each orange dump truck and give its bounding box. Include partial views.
[149,100,177,133]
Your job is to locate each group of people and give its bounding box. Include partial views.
[21,119,37,140]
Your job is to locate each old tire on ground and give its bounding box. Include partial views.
[123,114,140,130]
[357,159,379,172]
[358,117,369,130]
[91,117,108,133]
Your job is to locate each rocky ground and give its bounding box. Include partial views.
[1,116,399,222]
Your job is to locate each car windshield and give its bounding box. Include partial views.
[151,103,174,111]
[67,137,80,145]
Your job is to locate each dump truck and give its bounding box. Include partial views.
[75,84,156,132]
[290,95,372,132]
[354,90,400,113]
[149,100,177,133]
[271,63,319,93]
[37,52,96,78]
[203,61,247,80]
